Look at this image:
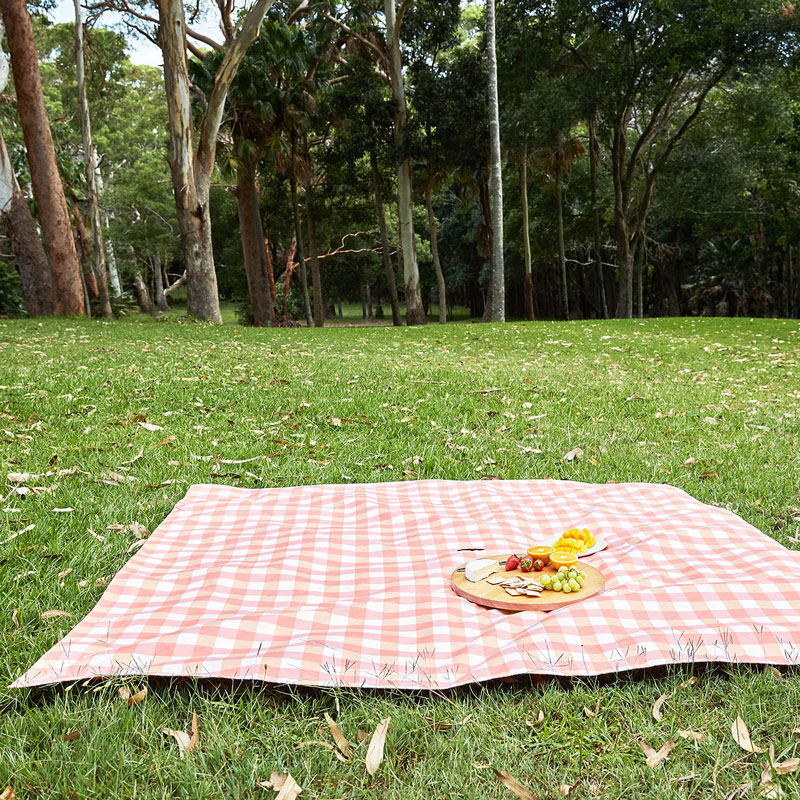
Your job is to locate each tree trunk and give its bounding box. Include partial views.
[235,147,271,326]
[485,0,505,322]
[0,124,52,315]
[615,217,634,318]
[370,149,401,326]
[425,184,447,324]
[385,0,425,325]
[73,209,98,311]
[74,0,112,318]
[302,139,324,327]
[264,234,277,307]
[96,170,121,295]
[288,163,313,327]
[337,299,342,318]
[157,0,221,323]
[588,117,608,319]
[152,253,169,313]
[132,271,153,314]
[360,282,367,320]
[555,168,568,319]
[520,141,534,321]
[0,0,83,315]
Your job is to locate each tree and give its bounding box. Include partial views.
[0,21,51,316]
[484,0,504,321]
[0,0,83,314]
[145,0,275,322]
[73,0,112,316]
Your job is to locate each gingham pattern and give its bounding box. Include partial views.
[12,480,800,689]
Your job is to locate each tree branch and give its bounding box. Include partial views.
[322,12,387,66]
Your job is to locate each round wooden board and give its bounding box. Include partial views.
[451,555,605,613]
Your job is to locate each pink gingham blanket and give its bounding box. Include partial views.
[13,480,800,689]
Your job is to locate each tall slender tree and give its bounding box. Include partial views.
[1,0,84,314]
[74,0,112,317]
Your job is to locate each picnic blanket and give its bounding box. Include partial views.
[13,480,800,690]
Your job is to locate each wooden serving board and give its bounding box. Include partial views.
[451,555,605,613]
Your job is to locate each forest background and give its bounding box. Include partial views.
[1,0,800,326]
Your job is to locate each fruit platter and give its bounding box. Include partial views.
[450,529,606,612]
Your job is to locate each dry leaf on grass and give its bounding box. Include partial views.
[492,768,541,800]
[525,710,544,727]
[677,730,707,742]
[365,717,390,776]
[11,608,19,629]
[324,712,352,759]
[121,447,144,464]
[61,729,81,742]
[52,507,75,513]
[766,744,799,776]
[107,522,149,538]
[765,666,782,680]
[583,706,596,718]
[560,781,578,796]
[1,787,16,800]
[732,716,765,753]
[653,693,669,721]
[190,710,199,752]
[138,422,163,431]
[258,771,302,800]
[640,740,674,767]
[357,729,369,742]
[41,610,73,619]
[119,686,147,707]
[162,728,192,759]
[564,448,584,462]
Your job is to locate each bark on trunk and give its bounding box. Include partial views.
[337,299,342,318]
[425,184,447,324]
[235,148,271,326]
[385,0,425,325]
[555,168,568,319]
[520,141,534,321]
[366,283,373,321]
[152,253,169,313]
[485,0,505,322]
[302,142,324,327]
[157,0,221,323]
[74,209,98,310]
[0,0,83,315]
[588,117,608,319]
[97,171,121,295]
[74,0,112,318]
[370,150,402,326]
[264,234,277,307]
[0,126,52,315]
[132,271,153,314]
[288,163,313,327]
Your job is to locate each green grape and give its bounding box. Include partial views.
[577,576,585,587]
[569,578,580,591]
[568,569,578,578]
[562,584,572,593]
[558,566,569,574]
[552,581,562,592]
[540,574,552,586]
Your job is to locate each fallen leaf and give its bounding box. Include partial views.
[124,687,147,707]
[121,447,144,464]
[698,472,719,479]
[676,676,698,690]
[57,568,73,579]
[61,729,81,742]
[560,781,578,796]
[640,740,674,767]
[1,787,17,800]
[525,710,544,727]
[564,448,584,462]
[162,728,192,758]
[492,768,541,800]
[765,666,782,680]
[677,730,707,742]
[357,729,369,742]
[767,743,799,775]
[732,716,765,753]
[7,472,36,483]
[583,706,596,719]
[189,710,199,752]
[107,522,149,538]
[365,717,390,776]
[41,610,73,619]
[11,608,19,629]
[330,417,342,427]
[759,785,785,798]
[324,712,352,759]
[52,507,75,513]
[653,693,669,721]
[127,540,146,554]
[258,772,302,800]
[138,422,163,431]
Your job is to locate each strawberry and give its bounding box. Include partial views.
[505,554,520,571]
[519,554,534,572]
[532,559,544,572]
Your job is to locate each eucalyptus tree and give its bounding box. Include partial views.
[0,0,83,314]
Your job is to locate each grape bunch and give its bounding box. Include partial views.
[540,566,586,594]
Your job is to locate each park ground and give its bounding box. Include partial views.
[0,314,799,799]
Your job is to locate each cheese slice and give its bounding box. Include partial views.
[464,558,500,582]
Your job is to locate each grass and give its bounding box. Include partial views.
[0,313,798,799]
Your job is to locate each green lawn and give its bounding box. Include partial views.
[1,315,798,799]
